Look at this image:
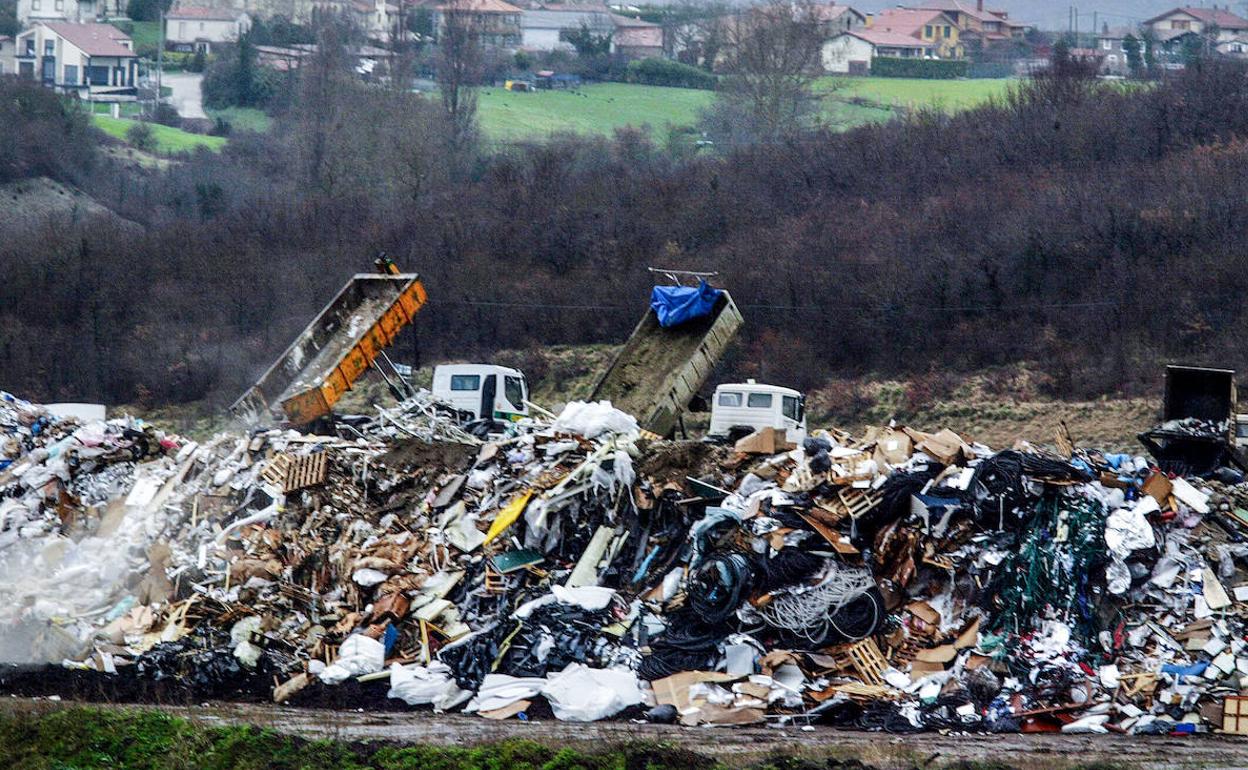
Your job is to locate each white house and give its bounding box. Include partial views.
[16,0,125,27]
[165,7,252,53]
[521,3,613,51]
[13,21,138,94]
[823,28,937,73]
[1143,6,1248,44]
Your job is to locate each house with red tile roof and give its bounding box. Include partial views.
[1144,6,1248,43]
[869,8,963,59]
[13,21,137,95]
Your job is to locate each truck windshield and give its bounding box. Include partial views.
[450,375,480,391]
[747,393,773,409]
[783,395,801,422]
[504,376,525,409]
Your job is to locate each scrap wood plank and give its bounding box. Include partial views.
[262,452,329,493]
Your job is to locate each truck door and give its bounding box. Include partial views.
[481,375,497,420]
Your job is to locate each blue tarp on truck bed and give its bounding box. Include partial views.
[650,281,723,329]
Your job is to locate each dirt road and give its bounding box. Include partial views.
[5,697,1248,768]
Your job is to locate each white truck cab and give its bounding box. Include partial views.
[431,364,529,422]
[709,380,806,443]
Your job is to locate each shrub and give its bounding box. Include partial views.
[871,57,969,79]
[126,121,156,151]
[625,57,717,89]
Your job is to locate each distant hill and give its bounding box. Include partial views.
[849,1,1209,31]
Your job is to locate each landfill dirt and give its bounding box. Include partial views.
[3,697,1248,769]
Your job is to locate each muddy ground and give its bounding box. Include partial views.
[3,695,1248,769]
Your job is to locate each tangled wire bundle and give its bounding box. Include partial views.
[757,563,882,646]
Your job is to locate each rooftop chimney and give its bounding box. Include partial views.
[977,0,983,11]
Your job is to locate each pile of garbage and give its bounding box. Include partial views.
[7,389,1248,734]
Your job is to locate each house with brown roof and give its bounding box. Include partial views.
[1144,6,1248,44]
[165,7,252,53]
[13,21,137,95]
[911,0,1026,42]
[869,8,963,59]
[434,0,522,48]
[611,13,662,60]
[16,0,125,28]
[823,28,938,73]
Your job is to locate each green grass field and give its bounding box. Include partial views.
[477,82,712,141]
[91,115,226,154]
[477,77,1012,141]
[205,106,275,133]
[110,20,161,53]
[821,76,1014,110]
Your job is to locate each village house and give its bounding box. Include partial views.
[434,0,522,48]
[1143,6,1248,44]
[164,7,252,53]
[13,21,137,95]
[610,13,662,60]
[16,0,124,28]
[1097,25,1137,74]
[811,3,866,36]
[520,3,613,51]
[912,0,1026,42]
[869,8,964,59]
[822,28,937,73]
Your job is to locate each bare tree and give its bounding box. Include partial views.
[437,0,483,159]
[717,0,825,143]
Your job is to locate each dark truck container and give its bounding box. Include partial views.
[1139,365,1243,476]
[589,290,743,438]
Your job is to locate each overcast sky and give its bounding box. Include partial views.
[848,1,1248,31]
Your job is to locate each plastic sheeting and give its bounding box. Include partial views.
[650,281,722,329]
[318,634,385,684]
[540,664,643,722]
[551,401,639,439]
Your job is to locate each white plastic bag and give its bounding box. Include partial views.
[552,401,639,439]
[541,664,642,721]
[319,634,385,684]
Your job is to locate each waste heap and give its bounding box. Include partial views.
[6,389,1248,734]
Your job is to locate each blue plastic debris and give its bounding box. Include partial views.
[650,281,722,328]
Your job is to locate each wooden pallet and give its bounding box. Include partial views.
[844,638,888,685]
[839,488,882,520]
[262,452,329,493]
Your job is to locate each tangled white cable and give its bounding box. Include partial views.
[757,565,879,645]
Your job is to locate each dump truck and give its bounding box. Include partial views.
[1139,365,1248,476]
[589,287,743,438]
[232,265,427,427]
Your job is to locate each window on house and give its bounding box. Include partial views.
[179,22,187,37]
[200,22,205,30]
[1174,20,1190,30]
[31,0,40,10]
[450,374,480,391]
[747,393,773,409]
[24,39,34,55]
[1102,39,1111,49]
[944,25,951,37]
[717,392,742,407]
[925,24,933,37]
[55,0,63,10]
[63,63,77,83]
[44,40,54,56]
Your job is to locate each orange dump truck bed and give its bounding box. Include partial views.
[231,273,427,426]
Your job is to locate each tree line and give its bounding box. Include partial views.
[5,55,1248,407]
